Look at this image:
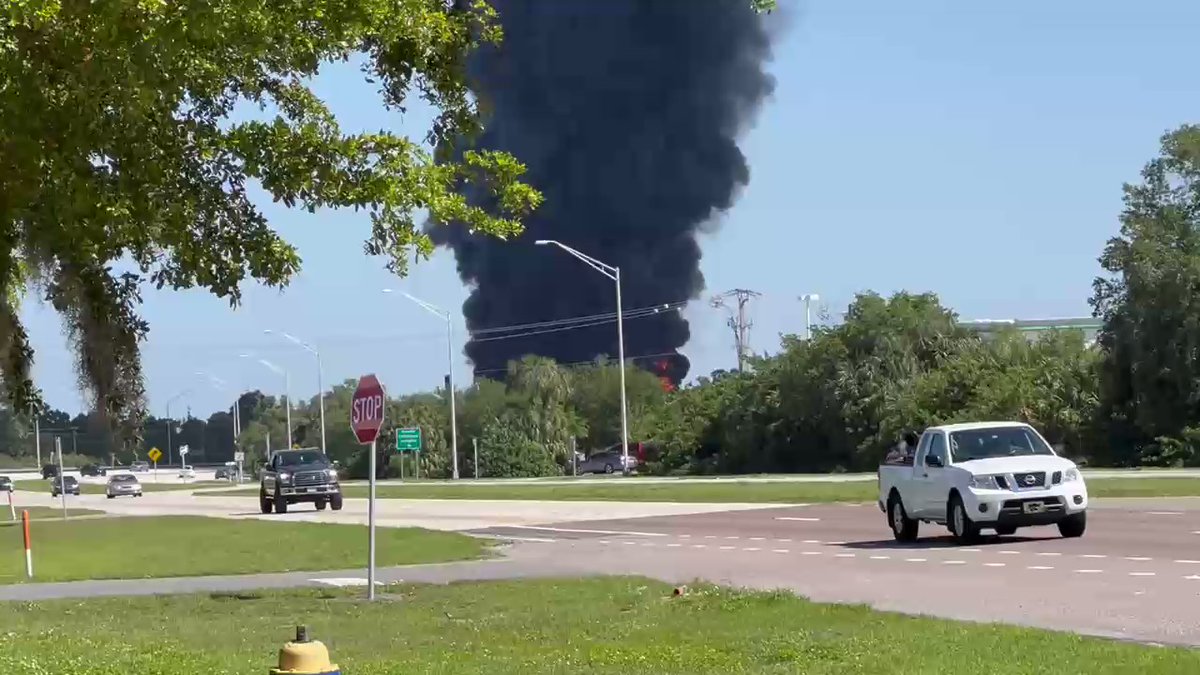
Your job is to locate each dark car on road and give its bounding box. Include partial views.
[259,449,343,514]
[80,463,104,477]
[42,464,60,480]
[51,475,80,497]
[0,476,12,492]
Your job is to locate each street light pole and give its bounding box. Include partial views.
[534,239,630,475]
[264,330,326,454]
[165,389,191,466]
[799,293,821,340]
[382,289,459,480]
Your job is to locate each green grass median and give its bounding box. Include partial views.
[1,578,1195,673]
[0,516,488,584]
[204,476,1200,503]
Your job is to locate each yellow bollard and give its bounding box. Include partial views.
[270,626,340,675]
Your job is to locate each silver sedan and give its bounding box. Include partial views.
[105,474,143,499]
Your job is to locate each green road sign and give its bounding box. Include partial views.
[396,427,421,453]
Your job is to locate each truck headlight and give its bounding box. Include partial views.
[1063,468,1080,483]
[327,469,338,481]
[278,472,292,483]
[969,475,1002,490]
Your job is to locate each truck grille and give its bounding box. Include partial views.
[1012,472,1045,488]
[294,471,326,486]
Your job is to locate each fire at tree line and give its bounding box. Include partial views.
[6,126,1200,476]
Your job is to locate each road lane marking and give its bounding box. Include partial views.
[744,547,761,552]
[622,541,637,545]
[998,550,1020,555]
[983,562,1005,567]
[1027,566,1054,570]
[679,534,691,539]
[1147,511,1183,516]
[1185,575,1200,581]
[801,551,822,556]
[719,546,736,550]
[641,542,656,547]
[1036,552,1062,557]
[776,517,821,522]
[825,541,846,545]
[835,553,856,558]
[749,537,766,541]
[905,558,927,562]
[666,543,682,548]
[802,539,821,544]
[870,555,890,560]
[772,549,790,554]
[1125,557,1152,562]
[507,526,668,537]
[1074,569,1103,574]
[943,560,966,565]
[960,548,982,553]
[691,544,707,549]
[597,540,610,545]
[725,536,740,540]
[1174,560,1200,564]
[776,538,792,543]
[1080,554,1107,559]
[1129,572,1156,577]
[704,535,718,540]
[497,536,557,543]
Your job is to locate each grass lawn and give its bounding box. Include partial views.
[207,476,1200,503]
[0,505,102,525]
[1,578,1196,674]
[0,516,488,584]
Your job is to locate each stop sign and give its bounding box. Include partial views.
[351,374,386,445]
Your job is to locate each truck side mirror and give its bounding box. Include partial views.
[925,455,944,468]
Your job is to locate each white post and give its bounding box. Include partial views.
[317,351,327,454]
[367,439,377,601]
[284,370,293,449]
[7,490,15,521]
[55,437,65,519]
[473,438,479,480]
[615,266,630,476]
[447,321,459,480]
[33,405,40,469]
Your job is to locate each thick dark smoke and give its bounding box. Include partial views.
[434,0,776,384]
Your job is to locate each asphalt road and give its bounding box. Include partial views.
[4,487,1199,646]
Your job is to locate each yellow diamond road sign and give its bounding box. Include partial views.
[147,447,163,462]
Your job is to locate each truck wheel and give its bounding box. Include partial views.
[315,499,327,511]
[330,494,344,511]
[273,488,288,514]
[888,493,919,542]
[994,525,1017,536]
[259,488,272,514]
[948,494,980,544]
[1058,511,1086,538]
[604,464,614,474]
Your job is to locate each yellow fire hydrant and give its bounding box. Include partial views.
[270,626,340,675]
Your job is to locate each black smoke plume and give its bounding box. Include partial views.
[433,0,776,384]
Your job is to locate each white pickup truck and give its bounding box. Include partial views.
[878,422,1088,544]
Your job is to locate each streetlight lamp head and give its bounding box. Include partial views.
[381,288,394,294]
[534,239,551,245]
[262,329,273,334]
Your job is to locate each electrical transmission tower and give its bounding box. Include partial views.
[710,289,762,371]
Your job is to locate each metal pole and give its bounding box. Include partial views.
[447,320,459,480]
[367,438,377,601]
[166,403,173,467]
[805,296,812,340]
[33,407,40,469]
[55,437,65,519]
[317,351,327,454]
[572,436,577,477]
[615,266,630,476]
[473,438,479,480]
[284,370,293,449]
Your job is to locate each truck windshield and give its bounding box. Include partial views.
[277,451,329,467]
[949,426,1054,462]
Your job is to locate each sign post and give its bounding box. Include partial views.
[55,437,66,519]
[147,446,162,483]
[351,373,386,601]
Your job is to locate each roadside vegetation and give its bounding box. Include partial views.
[1,578,1196,674]
[0,517,488,584]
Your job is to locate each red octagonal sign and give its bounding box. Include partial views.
[351,374,386,445]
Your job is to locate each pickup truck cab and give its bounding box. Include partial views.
[878,422,1087,544]
[260,449,343,514]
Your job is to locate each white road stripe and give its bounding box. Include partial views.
[691,544,707,549]
[1036,552,1062,557]
[983,562,1006,567]
[1075,569,1103,574]
[597,540,610,545]
[802,539,821,544]
[749,537,766,541]
[776,517,821,522]
[870,555,890,560]
[1080,554,1107,559]
[1125,557,1152,562]
[667,543,682,548]
[998,550,1020,555]
[1174,560,1200,564]
[801,551,822,556]
[1027,566,1054,571]
[1147,511,1183,516]
[1185,575,1200,581]
[960,548,982,553]
[905,558,927,562]
[943,560,966,565]
[704,535,718,540]
[772,549,789,554]
[776,538,792,543]
[725,536,740,540]
[1129,572,1156,577]
[744,547,761,552]
[506,525,668,537]
[719,546,736,550]
[679,534,691,539]
[835,553,856,558]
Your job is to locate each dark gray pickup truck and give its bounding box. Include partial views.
[259,449,343,514]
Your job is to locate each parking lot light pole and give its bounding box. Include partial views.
[382,289,459,480]
[264,330,326,454]
[534,239,629,475]
[165,389,192,466]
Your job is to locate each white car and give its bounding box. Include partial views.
[105,474,143,499]
[878,422,1088,544]
[178,466,195,480]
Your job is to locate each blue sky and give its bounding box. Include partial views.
[20,0,1200,416]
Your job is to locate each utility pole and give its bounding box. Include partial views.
[710,289,762,371]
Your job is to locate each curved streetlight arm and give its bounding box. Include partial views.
[535,240,617,281]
